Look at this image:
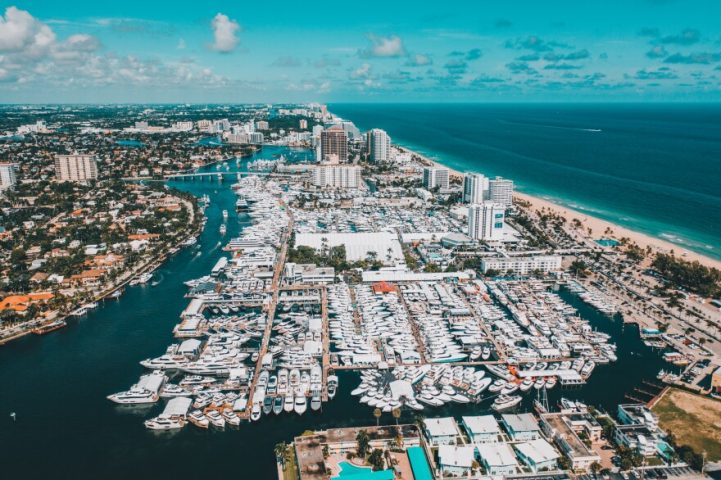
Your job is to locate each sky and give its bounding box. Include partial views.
[1,0,721,103]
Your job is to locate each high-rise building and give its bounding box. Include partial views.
[313,165,361,189]
[0,163,17,191]
[299,119,308,129]
[463,173,489,203]
[320,126,348,162]
[423,167,449,190]
[489,177,514,208]
[55,154,98,182]
[255,121,269,130]
[367,129,391,163]
[468,202,506,241]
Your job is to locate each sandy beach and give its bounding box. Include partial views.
[401,146,721,271]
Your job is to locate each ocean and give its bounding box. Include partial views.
[331,103,721,261]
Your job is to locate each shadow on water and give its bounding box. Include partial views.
[0,146,669,479]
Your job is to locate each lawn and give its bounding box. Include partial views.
[282,445,299,480]
[652,388,721,461]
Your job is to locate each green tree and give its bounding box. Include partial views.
[356,429,370,458]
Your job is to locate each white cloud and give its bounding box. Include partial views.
[351,63,371,78]
[0,7,225,89]
[210,13,240,53]
[406,53,432,66]
[0,6,56,54]
[361,34,406,58]
[177,38,186,50]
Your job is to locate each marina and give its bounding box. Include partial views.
[0,147,682,478]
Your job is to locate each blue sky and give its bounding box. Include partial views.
[1,0,721,102]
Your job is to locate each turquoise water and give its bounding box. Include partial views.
[331,103,721,261]
[407,446,434,480]
[196,136,224,147]
[116,139,145,147]
[333,462,394,480]
[596,238,620,247]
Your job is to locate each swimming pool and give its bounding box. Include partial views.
[332,461,394,480]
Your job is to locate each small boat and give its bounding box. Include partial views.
[219,224,227,235]
[250,403,262,421]
[262,397,273,415]
[273,396,284,415]
[294,395,307,415]
[222,209,228,220]
[283,393,294,413]
[327,375,338,399]
[310,393,322,411]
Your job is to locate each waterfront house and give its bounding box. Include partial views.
[461,415,502,443]
[423,417,460,446]
[476,443,518,475]
[514,439,560,472]
[438,445,475,476]
[502,413,541,441]
[69,269,105,287]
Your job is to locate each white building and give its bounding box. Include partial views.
[463,173,489,203]
[476,443,518,475]
[55,154,98,182]
[284,263,335,284]
[480,255,562,274]
[489,177,514,208]
[295,232,403,265]
[366,128,391,162]
[502,413,542,441]
[462,415,502,443]
[468,202,505,241]
[423,417,460,446]
[422,167,449,190]
[312,164,361,189]
[0,163,17,191]
[438,445,475,476]
[514,439,560,472]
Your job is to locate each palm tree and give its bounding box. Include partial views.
[391,407,401,426]
[274,442,287,468]
[373,408,382,426]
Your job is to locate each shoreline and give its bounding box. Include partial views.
[0,196,203,347]
[397,145,721,271]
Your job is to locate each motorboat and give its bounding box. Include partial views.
[206,410,226,428]
[144,415,184,430]
[283,393,294,413]
[492,395,522,412]
[294,395,307,415]
[310,393,322,411]
[188,410,209,429]
[273,396,284,415]
[250,403,262,421]
[222,410,241,426]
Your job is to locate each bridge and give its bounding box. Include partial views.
[121,171,306,182]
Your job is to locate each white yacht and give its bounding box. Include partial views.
[327,375,338,399]
[206,410,226,428]
[492,395,522,412]
[144,415,184,430]
[222,209,229,220]
[294,395,307,415]
[107,387,158,404]
[188,410,209,429]
[310,393,322,411]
